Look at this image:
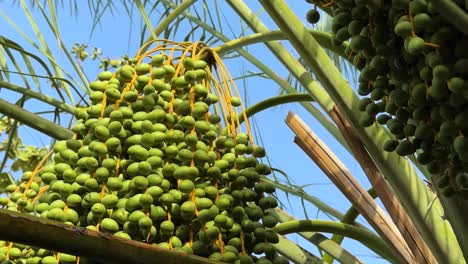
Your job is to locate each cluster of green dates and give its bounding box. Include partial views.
[0,52,287,264]
[306,0,468,198]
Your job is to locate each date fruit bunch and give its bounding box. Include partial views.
[0,41,286,264]
[306,0,468,199]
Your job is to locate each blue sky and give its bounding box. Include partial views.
[0,1,389,263]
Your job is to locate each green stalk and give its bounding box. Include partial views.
[429,176,468,261]
[214,30,349,62]
[237,93,313,124]
[256,1,464,263]
[262,177,367,227]
[139,0,198,54]
[275,235,322,264]
[274,205,364,264]
[0,81,75,113]
[273,220,397,263]
[226,0,334,110]
[431,0,468,35]
[0,209,220,264]
[153,0,198,36]
[323,188,377,263]
[134,0,158,44]
[0,98,73,140]
[269,179,333,217]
